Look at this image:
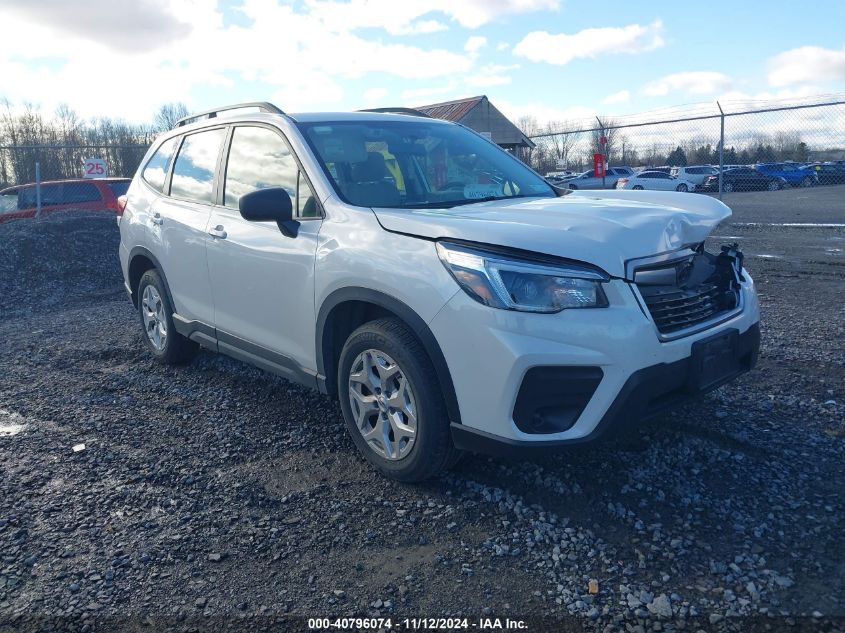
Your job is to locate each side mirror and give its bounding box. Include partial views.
[238,187,299,237]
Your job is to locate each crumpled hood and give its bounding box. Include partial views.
[373,190,731,278]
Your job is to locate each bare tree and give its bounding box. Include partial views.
[542,122,583,170]
[153,103,190,133]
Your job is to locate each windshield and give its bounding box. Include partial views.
[298,120,555,209]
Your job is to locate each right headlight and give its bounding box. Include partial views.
[436,241,609,313]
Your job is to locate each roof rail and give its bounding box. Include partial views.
[358,107,432,118]
[174,102,285,128]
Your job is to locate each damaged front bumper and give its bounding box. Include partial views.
[433,243,761,455]
[450,322,760,457]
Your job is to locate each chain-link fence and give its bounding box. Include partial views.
[525,96,845,198]
[0,144,148,219]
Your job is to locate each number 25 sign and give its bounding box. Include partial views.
[83,158,108,178]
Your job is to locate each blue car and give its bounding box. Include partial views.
[754,163,818,187]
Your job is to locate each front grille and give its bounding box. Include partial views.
[635,251,741,336]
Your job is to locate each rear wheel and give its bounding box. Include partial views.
[137,269,197,364]
[676,183,688,192]
[337,318,460,482]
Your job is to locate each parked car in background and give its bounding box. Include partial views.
[754,163,818,188]
[699,168,786,193]
[616,171,696,192]
[0,178,130,223]
[809,163,845,185]
[564,167,633,190]
[643,166,672,174]
[670,166,718,187]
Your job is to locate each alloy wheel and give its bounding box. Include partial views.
[348,349,417,461]
[141,285,168,351]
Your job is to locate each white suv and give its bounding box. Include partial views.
[118,102,761,481]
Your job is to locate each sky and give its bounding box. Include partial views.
[0,0,844,127]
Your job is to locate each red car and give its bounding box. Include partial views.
[0,178,130,223]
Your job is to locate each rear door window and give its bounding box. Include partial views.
[170,128,226,204]
[39,184,63,206]
[62,182,102,204]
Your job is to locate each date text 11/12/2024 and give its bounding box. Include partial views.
[308,617,529,630]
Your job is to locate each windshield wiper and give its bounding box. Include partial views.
[402,195,539,209]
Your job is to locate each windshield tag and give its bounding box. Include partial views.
[463,184,504,199]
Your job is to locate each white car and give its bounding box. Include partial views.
[670,165,719,186]
[616,171,697,192]
[118,102,761,481]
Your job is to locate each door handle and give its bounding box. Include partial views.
[208,225,227,240]
[151,212,163,226]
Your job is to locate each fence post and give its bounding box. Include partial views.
[717,101,725,201]
[35,161,42,218]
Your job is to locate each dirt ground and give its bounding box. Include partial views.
[1,187,843,632]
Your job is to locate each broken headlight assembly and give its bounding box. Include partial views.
[436,241,609,313]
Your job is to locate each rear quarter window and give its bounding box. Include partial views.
[107,181,130,198]
[142,137,179,192]
[0,190,18,214]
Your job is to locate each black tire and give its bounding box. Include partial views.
[632,185,644,190]
[137,269,197,364]
[676,183,688,192]
[567,184,578,190]
[767,180,780,191]
[337,317,460,482]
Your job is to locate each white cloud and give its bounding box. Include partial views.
[767,46,845,87]
[513,20,664,65]
[465,36,488,54]
[401,85,456,103]
[0,0,191,54]
[497,42,510,51]
[603,90,630,105]
[643,72,732,97]
[406,20,449,34]
[0,0,477,119]
[362,88,389,104]
[465,64,519,88]
[303,0,559,33]
[495,99,597,125]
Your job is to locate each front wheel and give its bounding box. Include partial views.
[337,318,460,482]
[767,180,781,191]
[676,183,688,192]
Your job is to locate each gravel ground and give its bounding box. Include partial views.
[0,191,843,633]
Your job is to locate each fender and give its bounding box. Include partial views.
[127,246,176,311]
[316,287,462,424]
